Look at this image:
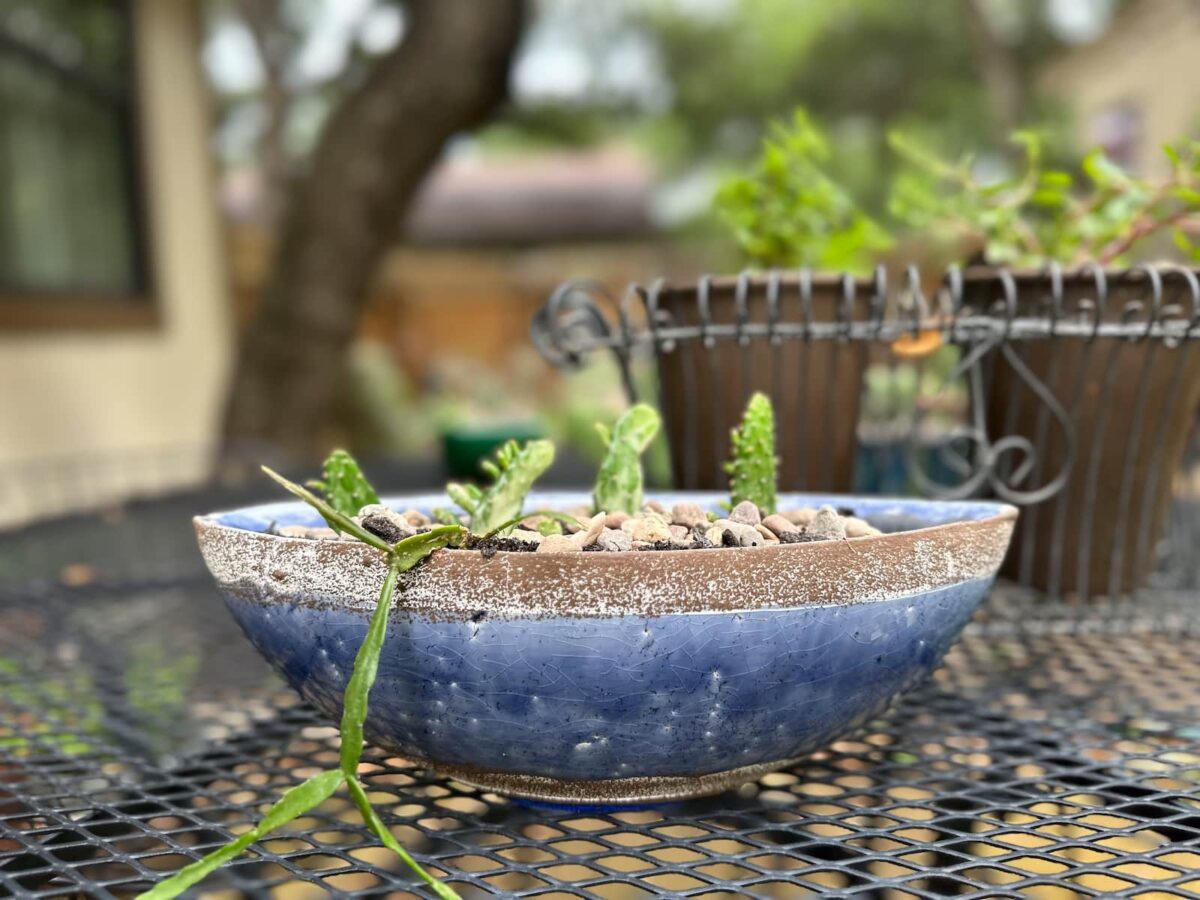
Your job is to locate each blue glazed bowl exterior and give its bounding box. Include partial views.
[196,492,1016,803]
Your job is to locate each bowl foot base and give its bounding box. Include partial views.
[416,754,807,806]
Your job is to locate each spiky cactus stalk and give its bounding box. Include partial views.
[449,439,555,535]
[726,393,778,514]
[306,449,380,517]
[593,404,661,515]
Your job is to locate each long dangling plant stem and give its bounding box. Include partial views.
[139,485,465,899]
[137,769,345,900]
[336,539,461,896]
[348,777,460,900]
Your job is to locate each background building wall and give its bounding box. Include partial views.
[0,0,231,524]
[1040,0,1200,174]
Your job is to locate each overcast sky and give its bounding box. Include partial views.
[204,0,1119,101]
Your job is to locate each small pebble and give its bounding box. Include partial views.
[278,524,320,539]
[604,511,630,529]
[536,534,581,554]
[357,505,416,539]
[704,524,725,546]
[630,514,672,544]
[713,519,765,547]
[597,528,633,552]
[562,507,592,532]
[571,513,606,549]
[806,506,847,541]
[761,514,799,537]
[402,510,431,528]
[755,524,780,544]
[729,501,762,527]
[670,502,708,529]
[690,526,715,549]
[361,515,409,544]
[668,524,691,542]
[844,516,881,538]
[783,507,818,526]
[643,500,668,516]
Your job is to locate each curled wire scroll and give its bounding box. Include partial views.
[530,264,1200,506]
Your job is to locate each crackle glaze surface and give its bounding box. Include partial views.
[195,491,1016,803]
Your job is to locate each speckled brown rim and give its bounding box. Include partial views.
[410,753,813,805]
[194,494,1017,620]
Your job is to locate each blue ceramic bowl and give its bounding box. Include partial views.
[195,492,1015,804]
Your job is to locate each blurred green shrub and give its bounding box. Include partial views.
[889,131,1200,267]
[717,108,1200,270]
[714,110,892,272]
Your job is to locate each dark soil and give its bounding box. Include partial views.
[779,530,822,544]
[361,515,407,543]
[466,535,539,558]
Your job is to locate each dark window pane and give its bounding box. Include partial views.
[0,0,146,296]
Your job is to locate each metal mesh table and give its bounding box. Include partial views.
[2,501,1199,898]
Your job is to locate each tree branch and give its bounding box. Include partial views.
[222,0,527,460]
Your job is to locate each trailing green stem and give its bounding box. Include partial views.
[140,479,464,900]
[138,769,345,900]
[348,777,459,900]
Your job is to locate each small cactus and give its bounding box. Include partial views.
[592,404,661,515]
[449,439,555,535]
[726,393,778,514]
[306,449,380,517]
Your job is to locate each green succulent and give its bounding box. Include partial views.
[726,392,778,514]
[592,404,661,514]
[305,449,380,519]
[447,439,556,535]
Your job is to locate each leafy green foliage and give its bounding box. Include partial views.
[719,106,1200,270]
[306,449,380,517]
[141,474,463,900]
[726,393,778,513]
[714,110,892,272]
[592,404,662,514]
[448,439,556,535]
[888,132,1200,267]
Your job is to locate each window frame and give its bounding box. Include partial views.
[0,0,159,332]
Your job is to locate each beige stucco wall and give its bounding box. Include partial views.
[1040,0,1200,174]
[0,0,231,525]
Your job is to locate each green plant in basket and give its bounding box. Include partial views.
[714,109,892,273]
[718,106,1200,269]
[887,131,1200,267]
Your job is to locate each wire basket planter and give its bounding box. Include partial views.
[533,263,1200,605]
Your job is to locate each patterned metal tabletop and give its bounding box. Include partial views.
[1,568,1198,898]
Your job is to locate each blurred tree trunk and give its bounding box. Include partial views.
[222,0,526,461]
[237,0,292,229]
[962,0,1025,137]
